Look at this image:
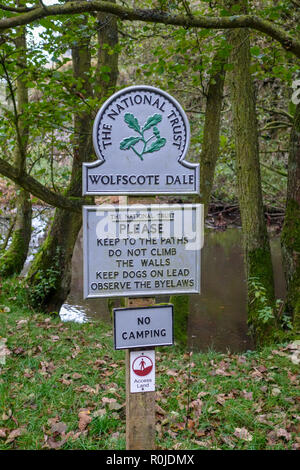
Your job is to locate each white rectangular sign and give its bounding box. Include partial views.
[130,350,155,393]
[83,204,203,298]
[114,305,173,350]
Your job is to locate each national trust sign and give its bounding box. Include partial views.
[83,85,199,196]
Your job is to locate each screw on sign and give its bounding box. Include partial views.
[132,354,153,377]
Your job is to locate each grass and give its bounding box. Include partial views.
[0,279,299,450]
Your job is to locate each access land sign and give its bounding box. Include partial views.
[83,204,203,298]
[83,85,199,195]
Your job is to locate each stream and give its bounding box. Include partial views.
[0,210,286,353]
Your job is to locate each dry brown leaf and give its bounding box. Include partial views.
[192,439,211,448]
[72,373,82,380]
[50,335,60,342]
[189,399,203,417]
[237,356,247,364]
[50,421,67,435]
[78,410,92,431]
[0,429,7,438]
[102,397,116,405]
[241,390,253,400]
[276,428,291,441]
[92,409,106,418]
[109,402,124,411]
[216,394,226,406]
[45,435,67,449]
[221,435,235,448]
[75,384,100,395]
[5,427,26,444]
[155,404,167,415]
[166,369,178,377]
[233,427,253,442]
[187,419,195,429]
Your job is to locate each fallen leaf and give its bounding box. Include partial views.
[0,429,7,438]
[78,410,92,431]
[50,335,60,342]
[75,384,100,395]
[45,435,67,449]
[167,429,178,439]
[221,435,235,448]
[72,373,82,380]
[0,306,11,313]
[216,395,226,406]
[92,409,106,418]
[12,347,25,355]
[109,402,124,411]
[241,390,253,400]
[233,427,253,442]
[276,428,291,441]
[50,421,67,435]
[156,404,167,416]
[192,439,211,448]
[197,391,209,398]
[173,442,182,450]
[237,356,247,364]
[102,397,116,405]
[166,369,178,376]
[5,427,26,444]
[2,410,12,421]
[189,399,203,416]
[187,419,195,429]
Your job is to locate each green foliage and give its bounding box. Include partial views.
[248,276,275,325]
[26,248,61,309]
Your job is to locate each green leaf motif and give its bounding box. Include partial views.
[146,137,166,153]
[142,114,162,132]
[153,126,160,138]
[124,113,141,133]
[120,136,141,150]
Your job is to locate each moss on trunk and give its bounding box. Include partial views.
[26,208,82,312]
[281,103,300,331]
[26,8,119,313]
[200,51,226,216]
[228,1,276,344]
[0,189,32,277]
[169,294,189,348]
[0,25,32,277]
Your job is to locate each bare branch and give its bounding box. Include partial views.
[0,3,36,13]
[0,157,84,212]
[0,2,299,59]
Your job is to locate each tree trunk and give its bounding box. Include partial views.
[281,102,300,330]
[0,23,32,277]
[173,53,226,347]
[26,10,119,313]
[169,294,189,348]
[26,19,93,312]
[228,4,276,344]
[96,2,119,101]
[200,51,226,216]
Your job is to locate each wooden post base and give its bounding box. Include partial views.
[125,297,156,450]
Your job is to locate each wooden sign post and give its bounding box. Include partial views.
[121,196,156,450]
[82,85,202,451]
[125,298,156,450]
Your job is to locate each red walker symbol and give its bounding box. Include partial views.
[132,354,153,377]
